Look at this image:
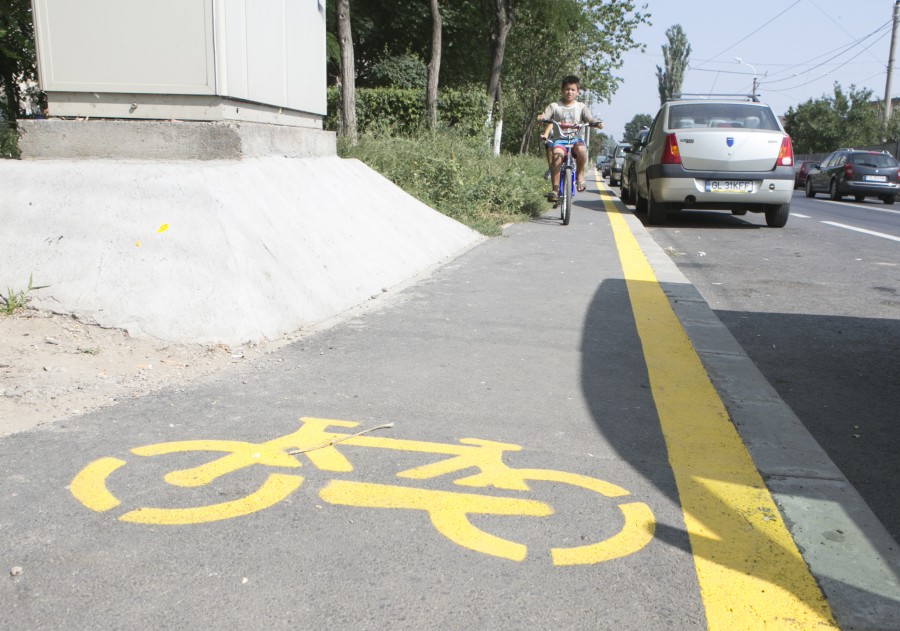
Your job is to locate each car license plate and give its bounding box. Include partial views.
[864,175,887,182]
[705,180,752,193]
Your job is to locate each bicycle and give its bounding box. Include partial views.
[541,120,597,226]
[70,416,655,565]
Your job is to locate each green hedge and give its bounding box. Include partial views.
[326,86,488,137]
[339,131,547,236]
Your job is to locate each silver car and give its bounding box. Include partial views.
[609,143,630,187]
[633,97,794,227]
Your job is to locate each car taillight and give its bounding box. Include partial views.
[844,163,854,178]
[662,133,681,164]
[777,136,794,167]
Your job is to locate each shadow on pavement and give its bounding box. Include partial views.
[579,275,900,626]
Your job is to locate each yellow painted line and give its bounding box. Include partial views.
[599,187,837,629]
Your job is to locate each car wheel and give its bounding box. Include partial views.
[854,194,866,202]
[884,195,896,205]
[626,170,638,205]
[647,187,667,225]
[805,179,816,198]
[635,188,648,214]
[765,203,789,228]
[829,179,842,201]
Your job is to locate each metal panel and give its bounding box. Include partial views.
[33,0,216,94]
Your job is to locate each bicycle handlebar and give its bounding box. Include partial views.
[539,120,601,138]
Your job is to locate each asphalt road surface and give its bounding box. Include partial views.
[634,189,900,542]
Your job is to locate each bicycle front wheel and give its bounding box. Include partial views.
[560,167,572,225]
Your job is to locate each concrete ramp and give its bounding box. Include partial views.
[0,156,482,344]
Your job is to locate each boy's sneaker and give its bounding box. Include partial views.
[543,169,551,180]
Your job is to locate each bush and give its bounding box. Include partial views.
[339,131,547,236]
[326,86,488,138]
[1,122,20,159]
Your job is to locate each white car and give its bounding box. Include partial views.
[633,97,794,227]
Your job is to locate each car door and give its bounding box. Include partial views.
[635,111,663,198]
[810,153,835,191]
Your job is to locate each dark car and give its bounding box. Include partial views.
[620,128,650,205]
[794,160,817,189]
[805,149,900,204]
[608,142,631,187]
[601,155,612,178]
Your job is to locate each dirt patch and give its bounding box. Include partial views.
[0,309,288,436]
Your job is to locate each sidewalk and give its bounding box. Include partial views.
[1,174,898,629]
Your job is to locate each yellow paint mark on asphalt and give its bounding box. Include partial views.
[119,473,304,525]
[600,187,837,629]
[551,501,655,566]
[319,480,553,562]
[69,457,125,512]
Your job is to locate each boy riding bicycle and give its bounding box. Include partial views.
[538,75,603,201]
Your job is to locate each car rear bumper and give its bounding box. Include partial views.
[648,164,794,206]
[841,180,900,196]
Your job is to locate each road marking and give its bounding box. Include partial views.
[792,213,811,218]
[70,417,655,565]
[821,221,900,242]
[599,185,837,629]
[819,199,900,215]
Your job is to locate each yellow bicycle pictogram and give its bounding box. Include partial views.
[70,417,655,565]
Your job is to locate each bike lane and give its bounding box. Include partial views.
[1,175,895,629]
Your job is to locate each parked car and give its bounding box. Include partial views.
[632,96,794,226]
[601,156,612,178]
[804,149,900,204]
[794,160,818,189]
[620,128,650,205]
[608,142,631,187]
[596,154,610,170]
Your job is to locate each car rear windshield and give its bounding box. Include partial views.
[850,153,898,168]
[667,103,781,131]
[614,145,628,157]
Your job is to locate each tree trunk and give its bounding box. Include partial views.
[485,0,513,130]
[492,81,503,156]
[337,0,357,145]
[426,0,442,131]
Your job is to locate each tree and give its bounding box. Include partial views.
[623,113,652,143]
[502,0,650,155]
[485,0,513,153]
[783,83,883,154]
[0,0,40,121]
[426,0,442,131]
[337,0,358,145]
[656,24,690,105]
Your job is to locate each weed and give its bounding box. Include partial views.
[1,275,49,315]
[339,130,548,236]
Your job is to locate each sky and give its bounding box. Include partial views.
[598,0,900,141]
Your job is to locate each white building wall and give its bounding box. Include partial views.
[31,0,326,120]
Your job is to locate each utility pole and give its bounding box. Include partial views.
[884,0,900,122]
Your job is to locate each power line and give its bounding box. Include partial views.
[763,19,892,84]
[763,30,892,93]
[693,0,804,69]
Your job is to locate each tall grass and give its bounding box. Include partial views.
[1,121,20,159]
[339,131,548,236]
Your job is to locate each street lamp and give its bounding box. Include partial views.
[734,57,758,96]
